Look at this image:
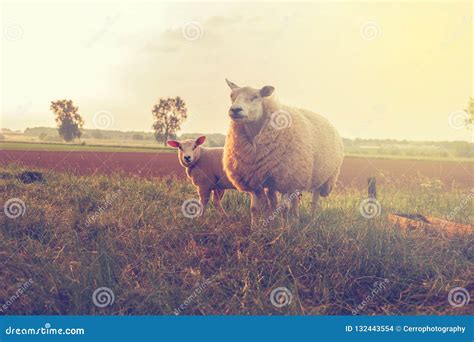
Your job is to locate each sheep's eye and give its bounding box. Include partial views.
[251,96,259,101]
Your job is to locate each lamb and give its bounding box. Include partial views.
[223,79,344,224]
[167,136,236,214]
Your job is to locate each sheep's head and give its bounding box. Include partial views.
[226,79,274,123]
[167,136,206,167]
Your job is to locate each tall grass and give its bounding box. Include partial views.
[0,165,472,315]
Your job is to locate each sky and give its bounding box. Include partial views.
[1,0,472,141]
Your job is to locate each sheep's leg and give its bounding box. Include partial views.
[279,191,300,225]
[266,188,278,212]
[280,193,292,223]
[213,189,227,215]
[289,193,300,218]
[198,187,211,213]
[311,190,320,212]
[250,189,267,227]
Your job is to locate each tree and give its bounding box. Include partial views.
[51,99,84,142]
[152,97,187,145]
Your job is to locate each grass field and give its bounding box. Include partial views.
[2,140,473,162]
[0,164,472,315]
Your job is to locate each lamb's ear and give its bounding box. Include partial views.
[226,79,239,90]
[166,140,180,148]
[260,85,275,97]
[195,136,206,146]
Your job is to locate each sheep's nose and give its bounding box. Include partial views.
[230,106,243,116]
[184,155,191,162]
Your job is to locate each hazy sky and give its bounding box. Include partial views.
[1,0,472,141]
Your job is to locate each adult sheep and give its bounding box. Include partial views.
[223,79,344,225]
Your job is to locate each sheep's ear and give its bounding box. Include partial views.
[226,79,239,90]
[260,86,275,97]
[195,136,206,146]
[167,140,180,148]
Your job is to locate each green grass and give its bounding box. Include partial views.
[0,164,472,315]
[0,141,172,153]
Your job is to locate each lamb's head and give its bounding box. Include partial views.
[226,79,275,123]
[167,136,206,167]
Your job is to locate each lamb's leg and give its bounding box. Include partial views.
[250,189,267,227]
[311,190,320,212]
[198,187,211,214]
[213,189,227,215]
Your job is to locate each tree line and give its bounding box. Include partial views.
[44,96,474,145]
[50,97,188,145]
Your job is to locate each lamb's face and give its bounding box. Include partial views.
[167,136,206,167]
[226,79,274,123]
